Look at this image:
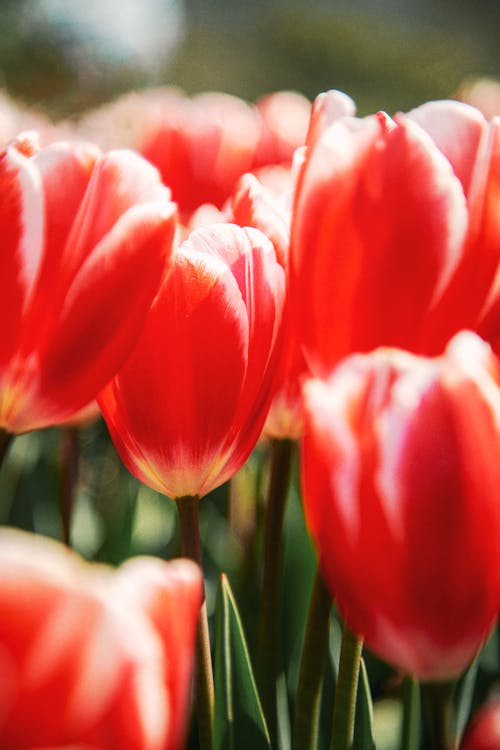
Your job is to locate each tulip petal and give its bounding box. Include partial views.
[26,201,175,426]
[0,145,43,368]
[406,100,486,197]
[62,150,171,280]
[100,222,285,499]
[99,235,250,498]
[291,113,468,372]
[230,172,290,268]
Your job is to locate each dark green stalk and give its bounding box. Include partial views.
[330,624,363,750]
[401,677,420,750]
[176,495,214,750]
[258,438,295,745]
[422,681,456,750]
[0,429,13,472]
[59,427,79,546]
[292,568,332,750]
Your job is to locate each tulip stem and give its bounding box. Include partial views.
[401,676,420,750]
[422,681,456,750]
[330,623,363,750]
[0,429,13,472]
[176,495,214,750]
[59,427,80,546]
[258,438,294,745]
[292,567,332,750]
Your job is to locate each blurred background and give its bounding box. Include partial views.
[1,0,500,117]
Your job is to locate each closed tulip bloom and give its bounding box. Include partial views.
[301,332,500,681]
[291,96,500,375]
[99,222,286,499]
[0,134,176,434]
[0,528,202,750]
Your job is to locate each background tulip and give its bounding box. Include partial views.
[73,88,311,223]
[99,222,285,500]
[301,332,500,681]
[230,172,305,440]
[0,133,176,434]
[0,528,202,750]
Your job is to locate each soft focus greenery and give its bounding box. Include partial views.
[1,1,500,116]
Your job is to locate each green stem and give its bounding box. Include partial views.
[59,427,79,546]
[258,438,294,745]
[176,495,214,750]
[0,429,13,472]
[330,624,363,750]
[422,681,456,750]
[401,677,420,750]
[292,568,332,750]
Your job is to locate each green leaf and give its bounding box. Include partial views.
[214,573,271,750]
[454,657,479,744]
[352,657,376,750]
[400,677,420,750]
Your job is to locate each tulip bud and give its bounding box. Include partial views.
[290,97,500,375]
[0,136,176,433]
[0,529,202,750]
[99,222,286,499]
[301,332,500,681]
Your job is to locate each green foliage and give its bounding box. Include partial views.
[352,658,376,750]
[214,573,271,750]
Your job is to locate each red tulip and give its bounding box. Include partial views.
[303,88,356,147]
[99,222,286,499]
[291,96,500,376]
[76,88,312,223]
[230,172,306,439]
[461,697,500,750]
[140,92,262,217]
[0,133,176,433]
[229,94,358,439]
[253,90,312,167]
[301,332,500,681]
[0,528,202,750]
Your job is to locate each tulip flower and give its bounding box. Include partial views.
[229,92,354,440]
[0,528,202,750]
[291,95,500,375]
[0,133,176,434]
[230,172,305,439]
[461,697,500,750]
[301,332,500,681]
[253,90,311,168]
[98,221,285,500]
[75,88,311,222]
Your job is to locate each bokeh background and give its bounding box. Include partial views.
[2,0,500,117]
